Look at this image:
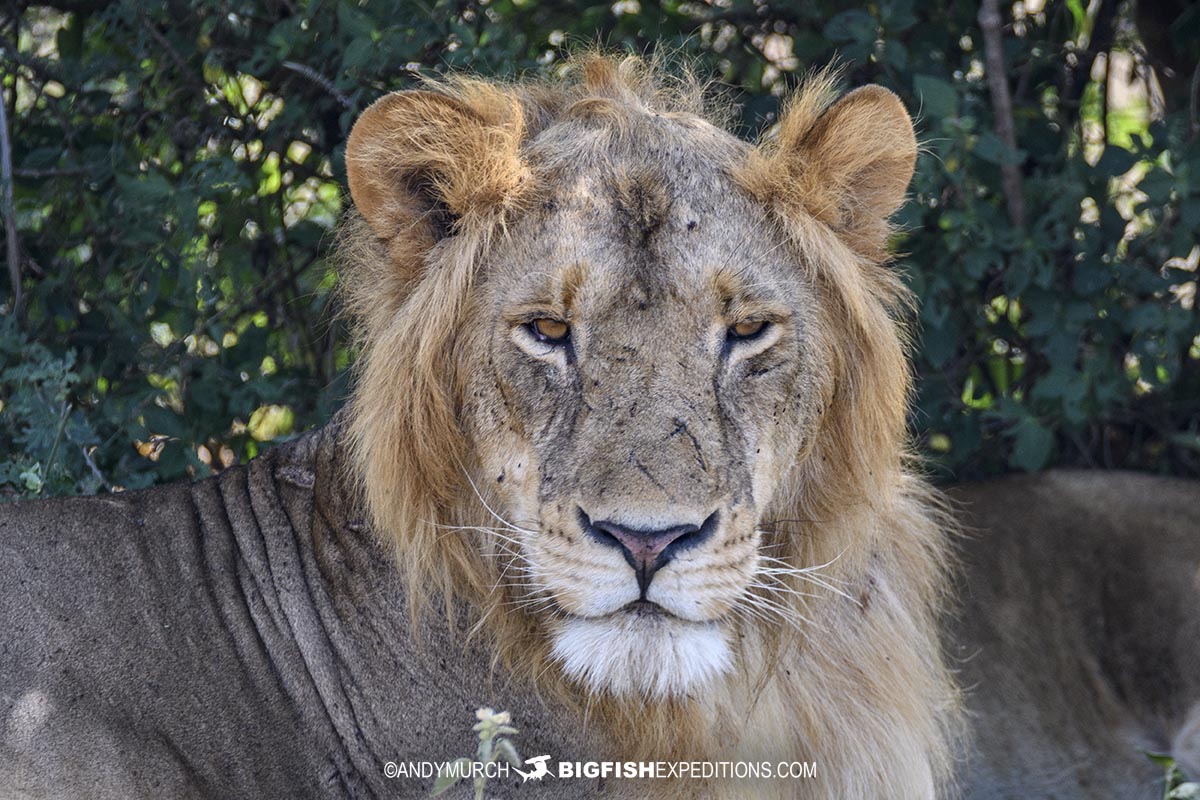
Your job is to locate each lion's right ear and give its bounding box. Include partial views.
[741,78,917,261]
[345,88,529,240]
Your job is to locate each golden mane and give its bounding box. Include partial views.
[337,51,961,796]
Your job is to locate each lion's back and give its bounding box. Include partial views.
[0,468,328,799]
[949,470,1200,799]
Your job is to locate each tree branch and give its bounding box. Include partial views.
[14,165,87,178]
[0,82,21,310]
[140,15,192,76]
[1190,60,1199,141]
[978,0,1025,229]
[281,61,352,109]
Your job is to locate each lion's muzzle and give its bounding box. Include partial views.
[579,509,719,595]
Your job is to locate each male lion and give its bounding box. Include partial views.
[1,53,1197,800]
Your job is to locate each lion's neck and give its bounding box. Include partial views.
[288,427,954,798]
[585,489,955,799]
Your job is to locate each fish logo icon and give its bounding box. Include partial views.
[514,755,551,782]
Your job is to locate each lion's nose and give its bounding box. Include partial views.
[581,510,719,596]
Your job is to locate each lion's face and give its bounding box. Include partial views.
[343,57,919,702]
[463,131,828,697]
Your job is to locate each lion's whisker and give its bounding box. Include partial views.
[506,597,559,613]
[756,565,852,586]
[437,526,527,550]
[757,546,849,575]
[791,573,857,600]
[459,469,538,535]
[757,566,855,601]
[735,587,828,633]
[747,581,822,601]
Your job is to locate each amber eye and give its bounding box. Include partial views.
[729,320,768,341]
[529,318,570,344]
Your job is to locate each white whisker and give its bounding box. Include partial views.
[460,469,538,535]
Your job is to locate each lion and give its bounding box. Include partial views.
[1,52,1197,800]
[338,52,958,796]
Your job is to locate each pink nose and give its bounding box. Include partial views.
[582,511,718,595]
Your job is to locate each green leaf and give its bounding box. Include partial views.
[823,10,876,44]
[1072,258,1111,294]
[494,738,523,769]
[430,774,462,797]
[1065,0,1087,33]
[964,249,999,280]
[913,74,958,120]
[881,0,917,32]
[1010,418,1053,472]
[1095,145,1137,177]
[1181,198,1200,230]
[431,758,473,797]
[1139,170,1174,205]
[336,2,376,39]
[974,132,1024,165]
[57,17,85,61]
[920,316,959,368]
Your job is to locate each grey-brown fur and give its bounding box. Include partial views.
[948,471,1200,798]
[0,425,603,799]
[2,428,1197,797]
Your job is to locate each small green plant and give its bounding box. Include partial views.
[1147,752,1198,799]
[431,707,523,800]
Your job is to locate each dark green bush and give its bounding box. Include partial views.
[2,0,1198,498]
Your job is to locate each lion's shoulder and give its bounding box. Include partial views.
[949,468,1199,544]
[951,469,1200,798]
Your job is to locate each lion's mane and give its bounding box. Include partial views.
[336,52,961,797]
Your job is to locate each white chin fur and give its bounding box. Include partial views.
[550,612,732,699]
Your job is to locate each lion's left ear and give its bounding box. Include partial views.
[345,86,529,242]
[745,84,917,260]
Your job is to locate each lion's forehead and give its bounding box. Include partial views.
[494,165,798,310]
[513,113,784,272]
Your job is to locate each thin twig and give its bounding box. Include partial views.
[1189,60,1199,142]
[0,80,20,309]
[140,16,190,75]
[281,61,352,109]
[978,0,1025,229]
[39,402,72,497]
[80,445,113,492]
[14,165,87,178]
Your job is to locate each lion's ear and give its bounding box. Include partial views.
[345,88,528,240]
[750,84,917,259]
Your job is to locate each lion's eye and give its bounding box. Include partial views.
[529,318,570,344]
[729,320,768,341]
